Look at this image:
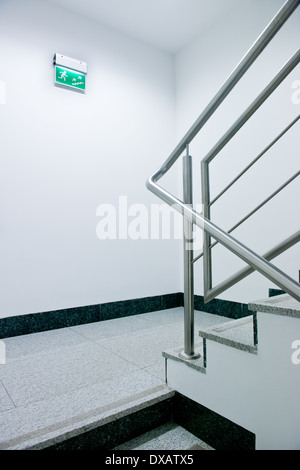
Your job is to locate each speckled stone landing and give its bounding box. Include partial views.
[0,307,226,450]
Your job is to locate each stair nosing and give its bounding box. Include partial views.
[1,386,174,450]
[198,315,257,354]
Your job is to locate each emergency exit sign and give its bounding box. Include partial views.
[55,65,86,91]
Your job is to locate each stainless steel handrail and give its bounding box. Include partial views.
[148,0,300,183]
[209,115,300,206]
[193,170,300,264]
[202,49,300,165]
[146,0,300,358]
[199,45,300,300]
[147,173,300,302]
[204,231,300,303]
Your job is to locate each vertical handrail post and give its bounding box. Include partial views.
[201,161,212,302]
[180,146,200,360]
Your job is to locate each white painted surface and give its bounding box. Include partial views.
[43,0,248,54]
[0,0,299,317]
[0,0,179,317]
[0,81,6,105]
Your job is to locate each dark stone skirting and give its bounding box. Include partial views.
[0,293,250,339]
[0,293,182,339]
[173,393,256,451]
[194,295,249,319]
[268,288,286,297]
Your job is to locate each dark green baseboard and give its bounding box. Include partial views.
[0,293,250,339]
[268,288,286,297]
[0,293,182,339]
[173,392,255,450]
[194,295,249,319]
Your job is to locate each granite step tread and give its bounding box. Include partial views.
[113,422,214,450]
[0,370,174,450]
[249,293,300,318]
[198,315,257,354]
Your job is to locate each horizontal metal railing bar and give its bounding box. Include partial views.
[224,170,300,233]
[147,1,300,304]
[149,0,300,184]
[210,114,300,206]
[146,177,300,302]
[192,170,300,264]
[204,231,300,303]
[202,49,300,165]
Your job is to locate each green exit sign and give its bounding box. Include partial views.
[55,66,86,91]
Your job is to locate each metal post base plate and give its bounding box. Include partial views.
[179,351,201,361]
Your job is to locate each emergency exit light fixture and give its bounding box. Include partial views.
[53,53,87,92]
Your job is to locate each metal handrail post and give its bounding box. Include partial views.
[180,147,200,360]
[201,161,212,299]
[145,0,300,361]
[146,175,300,302]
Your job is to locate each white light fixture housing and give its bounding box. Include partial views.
[53,53,88,74]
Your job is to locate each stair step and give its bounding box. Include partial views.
[198,315,257,354]
[113,422,214,450]
[249,293,300,317]
[0,371,174,450]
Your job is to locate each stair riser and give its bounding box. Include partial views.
[42,398,174,451]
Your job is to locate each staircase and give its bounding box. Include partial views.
[163,294,300,450]
[1,0,298,453]
[1,296,298,450]
[146,0,300,362]
[145,0,300,450]
[0,307,222,451]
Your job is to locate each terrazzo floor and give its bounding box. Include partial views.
[0,307,230,450]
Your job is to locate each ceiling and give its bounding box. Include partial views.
[44,0,249,53]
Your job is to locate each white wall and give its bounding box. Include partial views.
[1,0,298,318]
[0,0,180,317]
[175,0,300,303]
